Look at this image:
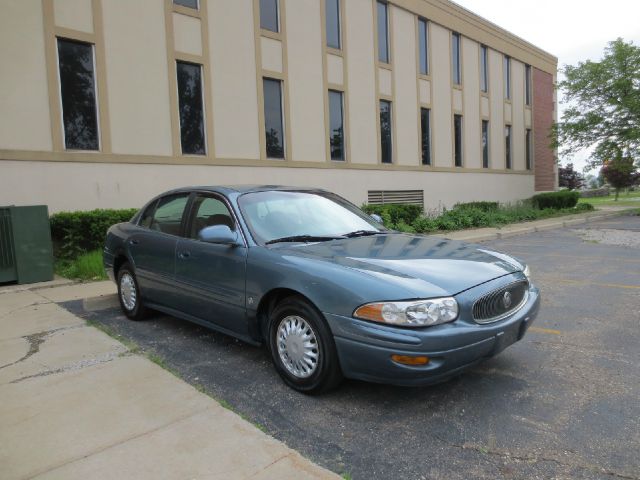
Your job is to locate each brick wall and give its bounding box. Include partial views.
[533,68,557,191]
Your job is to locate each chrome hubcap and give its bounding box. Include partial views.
[120,272,137,311]
[277,315,319,378]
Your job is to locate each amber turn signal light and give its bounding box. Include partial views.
[391,355,429,366]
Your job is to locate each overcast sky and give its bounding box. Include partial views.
[452,0,640,173]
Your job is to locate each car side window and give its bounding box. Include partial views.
[149,194,190,236]
[189,195,235,239]
[139,200,158,229]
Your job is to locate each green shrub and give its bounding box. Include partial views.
[361,203,423,225]
[55,250,108,281]
[50,208,138,258]
[575,202,595,211]
[453,201,499,212]
[531,190,580,209]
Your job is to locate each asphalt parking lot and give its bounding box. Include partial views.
[63,214,640,480]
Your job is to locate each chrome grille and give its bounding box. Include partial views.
[473,280,529,324]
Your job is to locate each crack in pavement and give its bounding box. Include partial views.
[432,435,640,480]
[9,350,125,384]
[0,324,86,370]
[0,300,53,322]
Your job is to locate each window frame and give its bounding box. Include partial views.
[525,128,533,170]
[504,55,511,100]
[480,45,488,93]
[418,18,429,76]
[420,107,431,166]
[525,64,532,105]
[262,77,286,159]
[452,32,461,85]
[328,89,345,161]
[56,37,100,152]
[260,0,280,33]
[325,0,341,50]
[379,99,393,164]
[376,1,390,64]
[176,60,207,156]
[173,0,199,10]
[482,119,489,168]
[453,114,463,167]
[505,125,512,169]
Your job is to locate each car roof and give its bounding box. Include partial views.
[162,185,325,195]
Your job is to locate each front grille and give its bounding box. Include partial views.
[473,280,529,324]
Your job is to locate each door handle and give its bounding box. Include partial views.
[178,251,191,259]
[129,239,139,245]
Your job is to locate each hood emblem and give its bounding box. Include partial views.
[503,291,513,309]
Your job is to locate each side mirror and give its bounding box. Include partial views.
[370,213,383,224]
[198,225,240,245]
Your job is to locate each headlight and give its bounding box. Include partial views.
[353,297,458,327]
[523,264,531,279]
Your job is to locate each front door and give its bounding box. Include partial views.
[174,194,248,336]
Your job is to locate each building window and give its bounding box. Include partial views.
[263,78,285,159]
[379,100,392,163]
[480,45,488,93]
[328,90,345,161]
[482,120,489,168]
[420,108,431,165]
[173,0,198,9]
[525,64,532,105]
[504,55,511,99]
[526,128,532,170]
[326,0,341,49]
[452,33,461,85]
[57,38,99,151]
[260,0,279,33]
[454,114,463,167]
[176,61,205,155]
[505,125,512,169]
[377,1,389,64]
[418,18,428,75]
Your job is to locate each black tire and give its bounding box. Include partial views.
[268,296,343,394]
[116,262,148,321]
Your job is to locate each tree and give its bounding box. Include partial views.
[558,163,584,190]
[553,39,640,171]
[600,156,639,200]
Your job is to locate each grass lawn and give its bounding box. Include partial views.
[579,190,640,207]
[55,250,107,281]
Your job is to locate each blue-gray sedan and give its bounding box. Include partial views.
[104,186,540,393]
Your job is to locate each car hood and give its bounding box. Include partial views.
[272,233,523,297]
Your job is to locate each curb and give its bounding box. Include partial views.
[436,208,634,243]
[0,276,76,295]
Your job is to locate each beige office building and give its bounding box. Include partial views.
[0,0,557,213]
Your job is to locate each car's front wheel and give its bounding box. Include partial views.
[268,296,342,394]
[117,262,148,321]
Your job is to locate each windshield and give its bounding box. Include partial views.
[238,190,387,245]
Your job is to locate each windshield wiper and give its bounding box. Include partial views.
[343,230,384,238]
[265,235,345,245]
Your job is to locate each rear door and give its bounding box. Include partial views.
[127,193,190,306]
[174,193,248,336]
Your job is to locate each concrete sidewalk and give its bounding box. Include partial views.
[0,282,339,480]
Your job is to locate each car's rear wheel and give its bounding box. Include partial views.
[268,296,342,394]
[117,262,148,321]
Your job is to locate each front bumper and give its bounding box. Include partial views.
[325,275,540,387]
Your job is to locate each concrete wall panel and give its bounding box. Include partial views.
[102,0,172,156]
[285,0,326,162]
[209,0,260,160]
[0,1,52,152]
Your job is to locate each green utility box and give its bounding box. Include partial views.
[0,206,54,285]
